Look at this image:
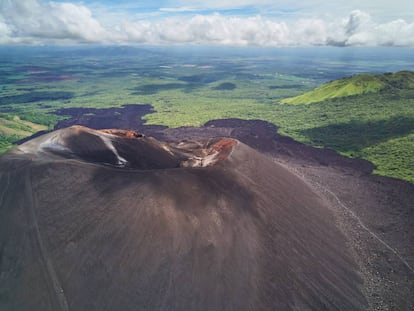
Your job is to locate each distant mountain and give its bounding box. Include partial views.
[281,71,414,105]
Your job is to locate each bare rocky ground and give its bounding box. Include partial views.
[201,119,414,311]
[1,126,367,311]
[6,104,413,310]
[53,105,414,310]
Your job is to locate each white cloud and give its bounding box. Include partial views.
[0,0,109,43]
[375,20,414,46]
[326,10,414,47]
[115,15,291,46]
[293,19,328,45]
[162,0,414,21]
[0,1,413,46]
[117,12,414,47]
[0,16,12,43]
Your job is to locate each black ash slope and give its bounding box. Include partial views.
[0,126,366,311]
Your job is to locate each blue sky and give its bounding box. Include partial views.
[53,0,414,20]
[0,0,413,46]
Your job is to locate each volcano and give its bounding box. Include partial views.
[0,126,367,311]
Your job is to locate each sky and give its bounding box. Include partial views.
[0,0,414,46]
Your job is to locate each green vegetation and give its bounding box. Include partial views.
[0,91,74,105]
[142,73,414,183]
[0,47,413,183]
[213,82,236,90]
[281,71,414,104]
[0,113,49,153]
[298,116,414,154]
[132,83,188,95]
[363,134,414,182]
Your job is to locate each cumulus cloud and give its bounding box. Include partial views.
[0,0,413,46]
[0,18,11,44]
[0,0,109,43]
[119,15,292,46]
[117,12,414,47]
[375,20,414,46]
[327,10,414,47]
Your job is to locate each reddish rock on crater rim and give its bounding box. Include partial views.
[99,129,144,138]
[208,138,237,162]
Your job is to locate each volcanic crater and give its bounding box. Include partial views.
[0,125,371,311]
[1,108,414,310]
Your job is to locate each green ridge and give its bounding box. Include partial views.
[281,71,414,105]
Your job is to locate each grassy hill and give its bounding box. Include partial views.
[281,71,414,105]
[277,71,414,182]
[0,114,49,153]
